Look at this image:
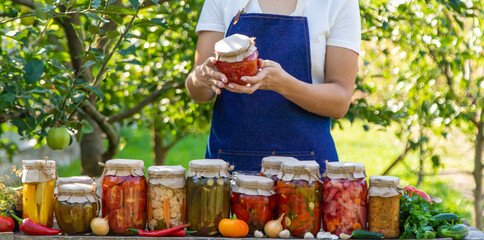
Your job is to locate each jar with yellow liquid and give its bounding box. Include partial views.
[22,160,56,227]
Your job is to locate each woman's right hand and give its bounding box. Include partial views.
[192,57,228,95]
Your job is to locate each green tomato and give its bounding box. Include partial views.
[46,127,71,150]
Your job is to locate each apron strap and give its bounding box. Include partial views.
[234,0,307,25]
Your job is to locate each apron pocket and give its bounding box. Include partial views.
[218,149,315,171]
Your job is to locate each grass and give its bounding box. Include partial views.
[57,120,477,225]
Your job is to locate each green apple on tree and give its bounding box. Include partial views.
[46,127,71,150]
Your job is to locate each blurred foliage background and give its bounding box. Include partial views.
[0,0,482,229]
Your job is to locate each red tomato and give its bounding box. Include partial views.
[215,51,259,85]
[109,208,130,233]
[231,203,250,223]
[105,185,123,210]
[292,194,308,215]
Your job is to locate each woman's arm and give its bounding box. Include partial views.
[225,46,358,119]
[185,31,227,104]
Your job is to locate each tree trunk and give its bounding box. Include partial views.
[417,126,424,187]
[153,126,169,165]
[80,114,106,177]
[474,122,483,230]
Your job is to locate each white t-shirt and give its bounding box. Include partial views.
[196,0,361,84]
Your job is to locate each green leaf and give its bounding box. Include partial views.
[2,93,16,106]
[81,119,94,134]
[87,85,105,99]
[33,7,48,20]
[49,59,67,70]
[128,0,140,10]
[11,118,28,136]
[118,44,137,57]
[91,0,101,8]
[83,60,96,69]
[104,5,136,15]
[151,0,159,5]
[150,18,167,28]
[24,60,45,84]
[121,59,142,65]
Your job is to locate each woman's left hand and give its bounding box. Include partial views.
[224,59,292,94]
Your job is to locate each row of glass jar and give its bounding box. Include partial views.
[21,158,400,238]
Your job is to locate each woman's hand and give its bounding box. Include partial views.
[192,57,228,95]
[224,59,293,94]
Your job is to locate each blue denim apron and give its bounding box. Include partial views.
[205,3,338,173]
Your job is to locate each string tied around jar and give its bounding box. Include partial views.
[98,159,145,185]
[21,159,57,183]
[323,161,366,180]
[368,176,403,198]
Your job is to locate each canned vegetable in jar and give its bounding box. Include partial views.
[215,34,259,85]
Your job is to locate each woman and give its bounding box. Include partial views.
[185,0,360,172]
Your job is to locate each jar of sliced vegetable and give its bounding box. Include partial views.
[368,176,402,238]
[21,160,56,227]
[231,175,276,233]
[101,159,147,235]
[260,156,299,183]
[276,161,322,237]
[322,162,368,236]
[186,159,230,236]
[54,183,99,235]
[147,165,186,230]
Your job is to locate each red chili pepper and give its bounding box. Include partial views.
[129,223,191,237]
[0,216,15,232]
[11,214,60,235]
[166,229,197,237]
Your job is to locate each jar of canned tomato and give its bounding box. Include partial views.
[186,159,230,236]
[368,176,402,238]
[101,159,147,235]
[147,165,186,230]
[231,175,276,233]
[215,34,259,85]
[21,160,56,227]
[276,161,322,237]
[260,156,299,183]
[55,183,99,235]
[322,162,368,235]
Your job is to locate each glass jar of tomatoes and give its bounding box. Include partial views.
[276,161,322,237]
[55,183,99,235]
[231,175,276,233]
[322,162,368,235]
[101,159,147,235]
[147,165,186,230]
[260,156,299,182]
[186,159,230,236]
[368,176,402,238]
[21,160,56,227]
[215,34,259,85]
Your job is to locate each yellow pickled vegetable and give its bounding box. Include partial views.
[36,181,46,205]
[39,179,55,226]
[23,183,39,223]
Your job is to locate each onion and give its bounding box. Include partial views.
[90,216,109,236]
[254,230,264,238]
[279,229,291,239]
[264,213,285,238]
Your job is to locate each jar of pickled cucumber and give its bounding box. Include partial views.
[368,176,402,238]
[186,159,230,236]
[55,176,95,195]
[147,165,186,230]
[21,160,56,227]
[260,156,299,182]
[54,183,99,235]
[101,159,147,235]
[276,161,322,237]
[322,162,368,236]
[231,175,276,233]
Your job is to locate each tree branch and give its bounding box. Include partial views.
[427,47,456,97]
[107,83,178,123]
[82,101,119,160]
[11,0,34,8]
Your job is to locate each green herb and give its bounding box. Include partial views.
[399,190,449,239]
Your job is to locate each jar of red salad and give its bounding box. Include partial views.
[276,161,322,237]
[322,162,368,236]
[231,175,276,233]
[215,34,259,85]
[259,156,299,183]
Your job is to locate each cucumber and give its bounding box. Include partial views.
[351,229,384,239]
[439,224,468,240]
[430,213,459,223]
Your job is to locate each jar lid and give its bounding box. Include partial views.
[148,165,186,177]
[57,176,94,185]
[215,34,257,62]
[324,161,366,180]
[57,183,98,204]
[21,160,56,183]
[187,159,230,178]
[278,161,321,183]
[369,176,402,197]
[233,175,275,196]
[261,156,299,176]
[102,159,145,177]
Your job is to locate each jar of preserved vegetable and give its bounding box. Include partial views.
[22,160,56,227]
[276,161,322,237]
[147,165,186,230]
[55,183,99,235]
[186,159,230,236]
[260,156,299,182]
[231,175,276,233]
[101,159,147,235]
[368,176,402,238]
[322,162,368,235]
[55,176,95,195]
